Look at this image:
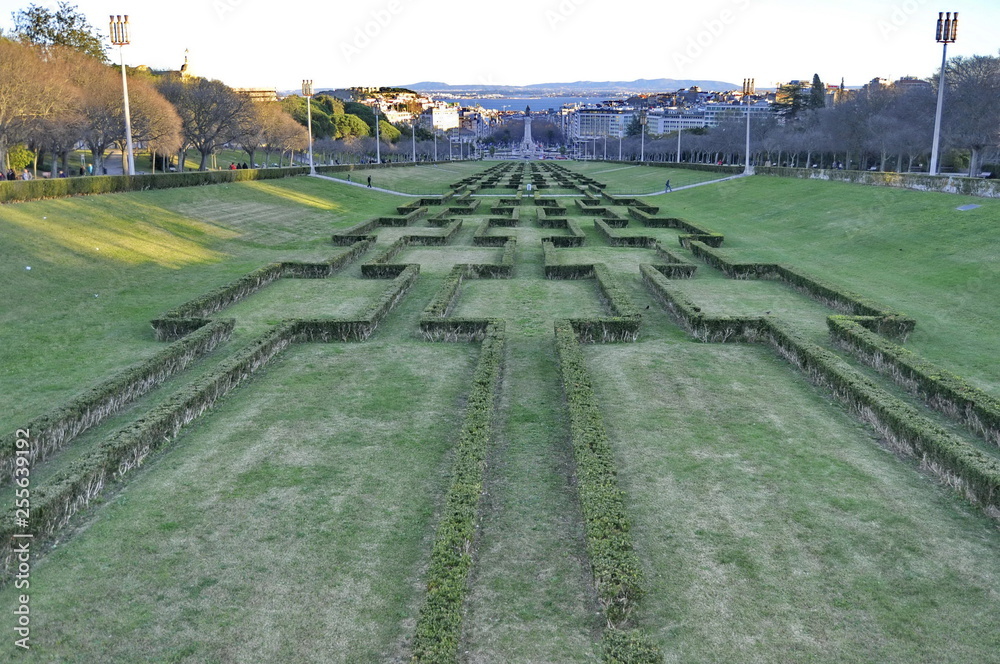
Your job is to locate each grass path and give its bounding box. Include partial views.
[459,237,600,662]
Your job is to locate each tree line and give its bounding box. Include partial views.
[612,63,1000,176]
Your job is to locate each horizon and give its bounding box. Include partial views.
[1,0,998,90]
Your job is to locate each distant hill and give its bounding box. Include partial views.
[401,78,740,94]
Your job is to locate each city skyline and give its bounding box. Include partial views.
[1,0,998,91]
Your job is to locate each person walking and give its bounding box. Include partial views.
[665,179,672,192]
[367,175,372,188]
[21,168,32,181]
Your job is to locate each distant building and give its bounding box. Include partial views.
[234,88,279,103]
[419,105,460,131]
[894,76,933,92]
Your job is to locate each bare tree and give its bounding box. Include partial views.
[159,76,253,170]
[944,54,1000,175]
[0,39,69,171]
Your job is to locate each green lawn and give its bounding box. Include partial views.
[1,163,999,663]
[0,176,400,432]
[567,162,731,193]
[8,341,475,663]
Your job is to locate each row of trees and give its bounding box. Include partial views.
[613,59,1000,175]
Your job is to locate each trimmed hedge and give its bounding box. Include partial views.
[687,242,915,339]
[595,220,657,248]
[153,240,373,339]
[410,321,505,663]
[602,629,664,664]
[569,264,641,343]
[542,219,586,248]
[2,319,233,483]
[0,167,309,204]
[830,316,1000,447]
[554,321,646,625]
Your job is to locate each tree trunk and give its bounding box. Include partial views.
[199,149,210,171]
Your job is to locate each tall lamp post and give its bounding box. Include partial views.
[676,127,682,163]
[744,86,753,175]
[109,15,135,176]
[372,100,381,164]
[639,110,647,162]
[929,11,958,176]
[411,115,417,163]
[302,80,316,175]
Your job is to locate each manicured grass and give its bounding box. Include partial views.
[460,334,600,662]
[323,162,487,194]
[0,176,399,432]
[567,162,731,193]
[585,335,1000,663]
[2,341,476,663]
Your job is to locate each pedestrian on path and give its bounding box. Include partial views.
[665,179,672,192]
[367,175,372,188]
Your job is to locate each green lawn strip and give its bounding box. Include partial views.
[585,338,1000,663]
[661,176,1000,392]
[410,322,505,663]
[0,342,475,662]
[326,162,487,194]
[554,322,662,662]
[458,332,602,663]
[564,163,726,193]
[218,275,391,336]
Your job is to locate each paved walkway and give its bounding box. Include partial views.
[311,173,424,197]
[310,172,749,198]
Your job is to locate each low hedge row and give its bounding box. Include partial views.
[601,629,664,664]
[0,166,310,204]
[1,321,297,579]
[687,241,915,339]
[553,322,650,629]
[410,321,505,663]
[830,316,1000,447]
[641,264,766,343]
[569,265,642,343]
[448,198,481,214]
[543,241,592,279]
[2,319,233,483]
[153,240,373,340]
[626,208,726,247]
[542,219,586,248]
[295,265,420,342]
[595,220,657,248]
[766,320,1000,513]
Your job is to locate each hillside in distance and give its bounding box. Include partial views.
[400,78,741,95]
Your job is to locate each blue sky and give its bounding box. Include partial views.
[2,0,998,90]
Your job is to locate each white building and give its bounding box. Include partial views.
[419,105,460,131]
[570,108,634,140]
